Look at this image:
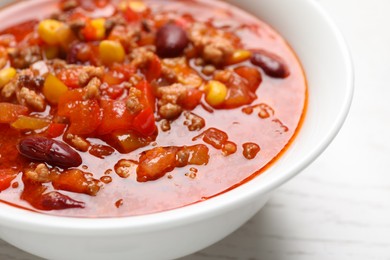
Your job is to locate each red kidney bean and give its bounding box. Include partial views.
[250,50,290,78]
[156,23,189,58]
[18,136,82,168]
[40,191,85,210]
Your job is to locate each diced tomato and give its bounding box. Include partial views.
[123,7,141,22]
[1,20,38,42]
[93,0,109,8]
[68,100,102,135]
[68,12,89,23]
[0,169,17,192]
[224,84,255,108]
[82,20,98,41]
[103,64,135,85]
[137,31,155,46]
[58,90,101,135]
[135,80,155,110]
[58,89,84,115]
[133,107,156,136]
[46,123,66,138]
[143,55,162,82]
[179,88,203,110]
[52,169,101,196]
[0,103,29,124]
[217,71,257,109]
[234,66,262,92]
[103,130,152,153]
[137,147,177,182]
[97,100,135,135]
[100,84,125,99]
[57,68,83,89]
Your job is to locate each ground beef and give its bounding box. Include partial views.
[189,22,236,65]
[84,77,101,99]
[17,87,46,111]
[156,83,188,119]
[130,46,156,69]
[65,133,90,152]
[126,87,144,114]
[110,24,141,51]
[25,164,53,183]
[77,66,104,87]
[8,45,42,69]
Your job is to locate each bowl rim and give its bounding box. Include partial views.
[0,0,354,235]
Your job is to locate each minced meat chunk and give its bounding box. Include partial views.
[17,87,46,111]
[156,83,187,119]
[189,23,236,65]
[8,45,42,69]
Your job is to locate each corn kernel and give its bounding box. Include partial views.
[56,24,76,48]
[0,67,16,88]
[43,74,69,104]
[44,46,60,60]
[91,18,106,40]
[226,49,252,65]
[205,80,227,107]
[118,1,128,11]
[129,1,147,12]
[99,40,125,65]
[11,116,50,130]
[38,19,64,45]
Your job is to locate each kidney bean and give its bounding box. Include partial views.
[40,191,85,210]
[18,136,82,168]
[250,50,290,78]
[156,23,189,58]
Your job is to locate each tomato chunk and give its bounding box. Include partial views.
[133,107,156,136]
[137,147,177,182]
[52,169,101,196]
[97,100,135,135]
[0,103,29,123]
[45,123,66,138]
[103,130,153,153]
[0,169,17,192]
[135,80,156,110]
[58,90,102,135]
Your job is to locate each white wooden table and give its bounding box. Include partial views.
[2,0,390,259]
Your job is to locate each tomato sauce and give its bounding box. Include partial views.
[0,0,306,217]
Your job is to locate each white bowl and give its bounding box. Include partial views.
[0,0,353,259]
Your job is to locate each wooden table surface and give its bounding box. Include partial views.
[1,0,390,259]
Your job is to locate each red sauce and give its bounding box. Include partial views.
[0,0,306,217]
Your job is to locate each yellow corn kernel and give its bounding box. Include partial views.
[226,49,252,65]
[91,18,106,40]
[0,67,16,88]
[99,40,125,65]
[119,1,147,12]
[11,116,50,130]
[44,46,60,60]
[118,1,127,11]
[38,19,64,45]
[43,74,69,104]
[205,80,227,107]
[129,1,147,12]
[57,24,76,48]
